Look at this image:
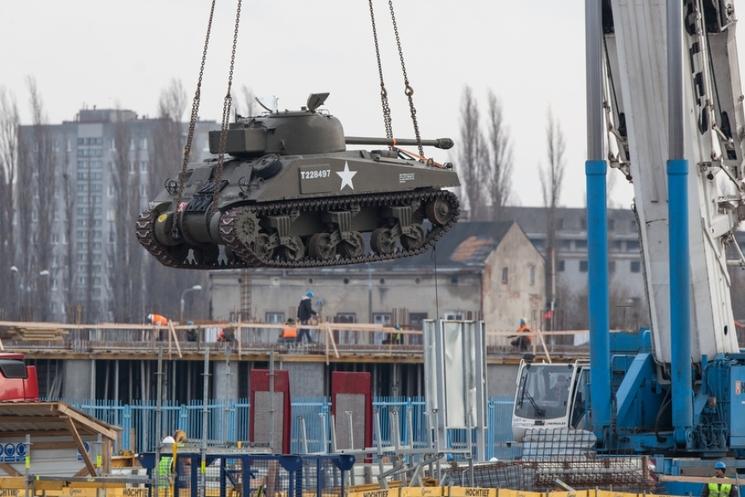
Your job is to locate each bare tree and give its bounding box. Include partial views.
[0,88,19,319]
[484,91,513,221]
[108,114,133,322]
[241,85,256,117]
[143,81,207,320]
[457,86,486,220]
[540,109,566,332]
[61,132,77,322]
[159,79,187,123]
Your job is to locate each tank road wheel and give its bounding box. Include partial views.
[308,233,337,260]
[371,228,398,255]
[426,198,454,226]
[338,231,364,258]
[278,236,305,262]
[255,233,278,261]
[401,224,426,251]
[192,245,220,266]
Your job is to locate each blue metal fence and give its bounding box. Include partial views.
[68,396,515,458]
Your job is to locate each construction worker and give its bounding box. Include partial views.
[279,318,298,344]
[296,290,318,343]
[702,462,738,497]
[147,313,170,342]
[383,324,404,344]
[157,435,176,493]
[172,431,189,492]
[510,318,532,351]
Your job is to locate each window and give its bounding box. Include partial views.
[557,218,564,229]
[630,260,641,273]
[531,239,544,250]
[626,240,640,251]
[580,217,586,229]
[575,239,587,250]
[444,311,464,320]
[450,276,459,285]
[579,260,588,273]
[265,312,285,324]
[529,264,536,286]
[608,219,615,231]
[560,239,572,250]
[372,313,392,325]
[501,267,509,284]
[557,260,565,272]
[334,313,356,323]
[609,260,616,273]
[408,312,428,330]
[611,240,624,251]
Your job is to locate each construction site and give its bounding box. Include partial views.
[5,0,745,496]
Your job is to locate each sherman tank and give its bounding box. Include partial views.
[136,93,460,269]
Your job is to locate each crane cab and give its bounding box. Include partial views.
[511,360,589,441]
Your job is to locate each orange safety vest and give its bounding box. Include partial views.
[150,314,169,326]
[281,325,297,339]
[517,324,532,343]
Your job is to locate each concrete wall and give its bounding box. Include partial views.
[211,269,483,327]
[62,359,93,402]
[487,363,520,397]
[213,361,239,400]
[282,362,326,397]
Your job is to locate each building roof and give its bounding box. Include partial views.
[372,221,515,271]
[0,402,119,439]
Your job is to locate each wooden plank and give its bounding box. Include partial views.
[0,463,21,476]
[65,417,96,476]
[657,474,741,484]
[168,320,183,358]
[57,403,119,440]
[0,415,66,424]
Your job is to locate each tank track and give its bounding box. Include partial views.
[136,189,459,270]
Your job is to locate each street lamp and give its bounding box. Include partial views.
[180,285,203,322]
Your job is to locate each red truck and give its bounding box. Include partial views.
[0,353,39,401]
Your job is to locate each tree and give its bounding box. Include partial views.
[0,88,18,319]
[540,109,566,333]
[108,113,135,322]
[484,91,513,221]
[61,134,77,322]
[241,85,256,117]
[457,86,486,219]
[143,80,207,320]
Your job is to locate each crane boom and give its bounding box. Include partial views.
[606,0,742,363]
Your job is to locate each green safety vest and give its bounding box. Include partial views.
[708,483,732,497]
[158,456,173,484]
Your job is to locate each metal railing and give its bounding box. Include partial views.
[65,396,516,459]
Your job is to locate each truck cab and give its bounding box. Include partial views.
[511,360,589,441]
[0,353,39,402]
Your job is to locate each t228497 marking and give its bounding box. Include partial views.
[300,169,331,180]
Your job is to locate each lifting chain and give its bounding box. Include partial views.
[367,0,394,144]
[387,0,424,159]
[176,0,217,206]
[212,0,243,207]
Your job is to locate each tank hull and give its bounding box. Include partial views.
[136,150,460,269]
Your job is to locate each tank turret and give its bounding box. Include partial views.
[136,93,460,269]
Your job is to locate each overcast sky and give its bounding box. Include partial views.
[3,1,745,208]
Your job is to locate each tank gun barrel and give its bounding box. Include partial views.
[345,136,454,150]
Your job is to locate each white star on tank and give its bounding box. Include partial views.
[336,162,358,190]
